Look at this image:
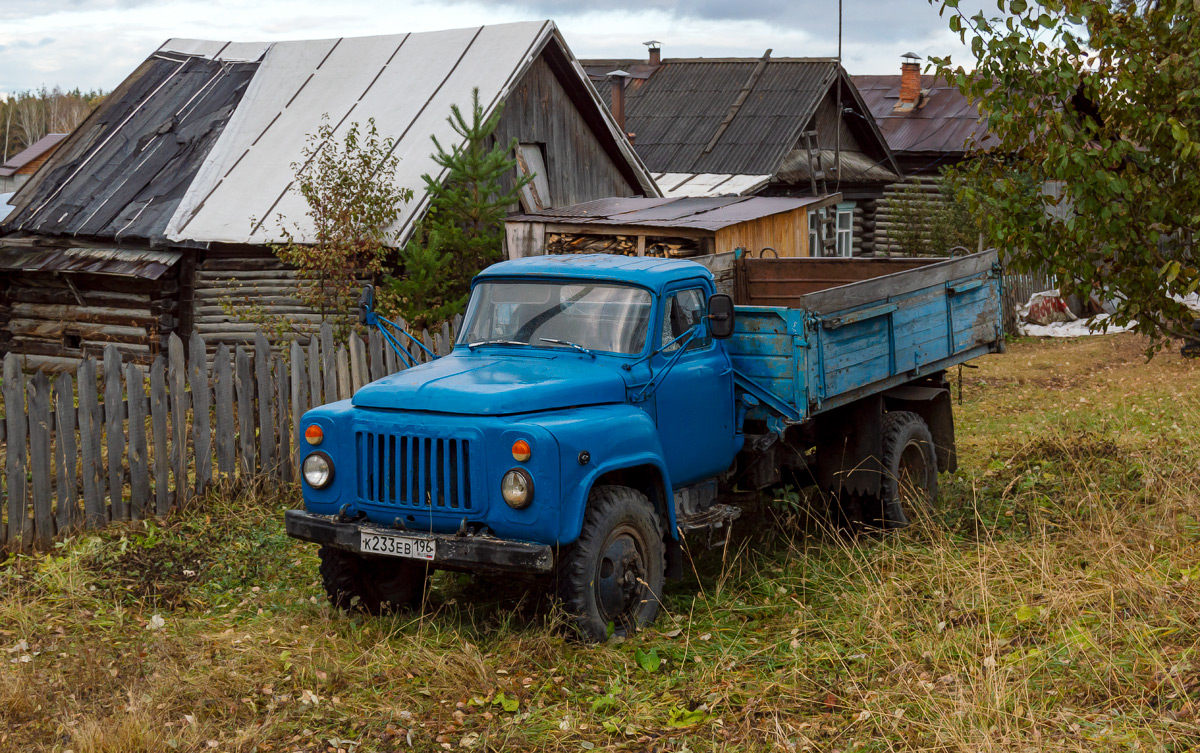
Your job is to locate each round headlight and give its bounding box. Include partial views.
[303,452,334,489]
[501,468,534,509]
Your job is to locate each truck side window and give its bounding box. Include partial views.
[661,288,710,353]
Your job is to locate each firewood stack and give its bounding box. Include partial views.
[545,234,703,258]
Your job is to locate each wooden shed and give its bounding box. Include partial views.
[505,195,842,262]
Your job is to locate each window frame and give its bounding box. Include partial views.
[659,286,712,355]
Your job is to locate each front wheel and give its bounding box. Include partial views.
[318,545,429,614]
[557,485,666,642]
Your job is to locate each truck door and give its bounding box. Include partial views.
[653,285,737,486]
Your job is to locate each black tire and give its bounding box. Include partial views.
[557,485,666,642]
[318,545,429,615]
[878,411,938,528]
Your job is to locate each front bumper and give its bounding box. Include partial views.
[284,510,555,574]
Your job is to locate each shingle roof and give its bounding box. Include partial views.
[4,22,658,246]
[0,133,68,177]
[852,74,997,157]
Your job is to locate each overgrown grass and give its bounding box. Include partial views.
[2,333,1199,752]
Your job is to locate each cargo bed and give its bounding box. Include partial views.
[727,250,1003,423]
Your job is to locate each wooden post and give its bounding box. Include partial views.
[53,372,80,533]
[350,335,367,392]
[103,345,127,521]
[150,355,170,517]
[213,343,235,479]
[308,336,322,407]
[254,332,274,475]
[27,371,53,549]
[168,334,188,509]
[275,354,291,482]
[77,357,105,527]
[336,345,351,401]
[189,333,213,495]
[320,322,335,403]
[235,345,255,476]
[290,341,307,476]
[440,321,452,355]
[421,329,434,364]
[3,354,27,549]
[385,335,399,374]
[126,362,149,520]
[369,328,384,382]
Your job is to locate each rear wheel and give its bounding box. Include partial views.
[318,545,429,614]
[557,485,666,642]
[878,411,938,528]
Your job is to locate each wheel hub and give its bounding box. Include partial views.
[595,530,646,622]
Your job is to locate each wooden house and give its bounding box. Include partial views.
[0,134,68,194]
[582,46,902,257]
[0,22,659,371]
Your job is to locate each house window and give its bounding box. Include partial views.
[808,209,821,254]
[515,143,551,212]
[836,202,855,257]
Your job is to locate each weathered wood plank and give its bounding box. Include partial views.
[254,332,275,475]
[336,345,351,401]
[213,343,235,478]
[441,321,452,355]
[27,371,53,549]
[308,336,322,407]
[189,333,213,495]
[54,372,80,533]
[77,357,105,527]
[150,356,170,516]
[369,328,384,382]
[275,354,292,483]
[103,345,127,521]
[168,334,188,509]
[385,334,399,374]
[235,345,255,476]
[421,329,433,364]
[321,322,335,403]
[350,335,367,392]
[3,355,27,549]
[126,362,149,520]
[290,341,307,475]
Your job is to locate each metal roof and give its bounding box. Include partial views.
[0,134,67,177]
[652,173,772,197]
[3,22,658,247]
[852,74,998,157]
[508,195,829,231]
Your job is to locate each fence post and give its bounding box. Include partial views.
[3,354,27,549]
[77,357,105,527]
[291,341,307,474]
[150,355,170,517]
[27,371,53,549]
[54,372,80,534]
[350,334,367,392]
[369,328,384,382]
[235,345,255,476]
[104,345,127,521]
[321,322,335,404]
[126,362,149,520]
[336,345,351,401]
[275,353,291,482]
[254,332,275,475]
[168,334,188,509]
[190,333,213,496]
[308,336,322,408]
[213,343,235,479]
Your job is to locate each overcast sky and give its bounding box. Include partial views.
[0,0,982,96]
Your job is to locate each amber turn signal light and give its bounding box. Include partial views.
[304,425,324,445]
[511,439,531,462]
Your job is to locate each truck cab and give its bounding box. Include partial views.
[287,255,740,639]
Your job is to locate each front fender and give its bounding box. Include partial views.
[524,404,675,546]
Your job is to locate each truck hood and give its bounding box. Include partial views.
[351,352,628,415]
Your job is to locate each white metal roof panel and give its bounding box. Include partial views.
[655,172,772,197]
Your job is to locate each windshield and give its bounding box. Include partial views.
[458,281,652,355]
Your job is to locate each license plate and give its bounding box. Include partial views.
[359,532,436,560]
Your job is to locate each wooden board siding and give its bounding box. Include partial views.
[495,56,635,209]
[0,269,180,371]
[715,207,809,258]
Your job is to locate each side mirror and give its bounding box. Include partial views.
[358,284,375,325]
[707,293,735,339]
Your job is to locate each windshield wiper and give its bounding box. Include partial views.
[539,337,597,358]
[466,339,527,350]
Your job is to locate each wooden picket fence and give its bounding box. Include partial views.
[1001,268,1058,335]
[0,318,461,554]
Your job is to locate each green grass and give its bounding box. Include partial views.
[2,332,1199,752]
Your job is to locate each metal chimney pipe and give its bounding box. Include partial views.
[607,69,630,132]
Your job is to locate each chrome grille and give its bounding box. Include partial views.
[356,432,473,511]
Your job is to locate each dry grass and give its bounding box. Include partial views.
[1,332,1199,752]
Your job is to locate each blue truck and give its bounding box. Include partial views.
[285,250,1003,640]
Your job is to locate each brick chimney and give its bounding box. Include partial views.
[897,52,922,110]
[644,40,662,67]
[608,70,630,132]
